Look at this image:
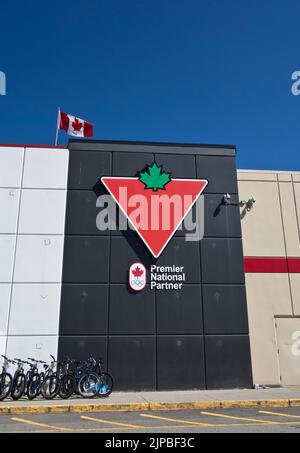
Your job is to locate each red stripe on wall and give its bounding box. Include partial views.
[244,257,300,273]
[288,258,300,273]
[244,257,289,273]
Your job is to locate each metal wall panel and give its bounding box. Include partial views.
[0,147,24,188]
[18,189,67,235]
[108,336,156,391]
[203,285,249,335]
[6,336,58,364]
[0,189,20,234]
[13,235,64,283]
[157,286,203,335]
[0,285,11,336]
[157,336,205,390]
[22,148,68,189]
[205,335,253,389]
[0,235,16,283]
[9,284,61,335]
[59,285,108,336]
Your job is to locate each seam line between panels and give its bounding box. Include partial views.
[196,153,207,390]
[277,175,295,317]
[5,147,26,352]
[106,152,113,372]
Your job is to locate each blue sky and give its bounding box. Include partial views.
[0,0,299,170]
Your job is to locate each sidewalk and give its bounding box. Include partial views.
[1,387,300,415]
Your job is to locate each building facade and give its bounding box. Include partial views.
[239,170,300,386]
[0,141,299,390]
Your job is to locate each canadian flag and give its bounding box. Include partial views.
[58,111,93,138]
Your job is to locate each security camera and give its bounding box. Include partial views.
[223,194,231,205]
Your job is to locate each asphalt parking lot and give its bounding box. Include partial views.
[2,407,300,433]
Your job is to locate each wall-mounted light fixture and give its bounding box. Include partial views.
[240,197,256,212]
[223,193,231,205]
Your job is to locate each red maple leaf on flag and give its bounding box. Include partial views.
[132,266,144,278]
[72,117,83,132]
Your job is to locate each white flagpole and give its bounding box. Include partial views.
[55,107,60,146]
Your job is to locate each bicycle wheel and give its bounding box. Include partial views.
[0,373,13,401]
[11,373,26,401]
[27,374,41,400]
[41,374,60,400]
[77,372,100,399]
[98,372,114,398]
[59,374,75,399]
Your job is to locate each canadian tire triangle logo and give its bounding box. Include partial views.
[101,163,208,258]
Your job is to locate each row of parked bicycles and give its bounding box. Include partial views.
[0,355,114,401]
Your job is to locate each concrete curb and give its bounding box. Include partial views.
[0,399,300,415]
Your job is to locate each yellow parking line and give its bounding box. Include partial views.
[140,413,213,427]
[80,415,145,429]
[201,411,277,425]
[11,417,70,432]
[259,410,300,420]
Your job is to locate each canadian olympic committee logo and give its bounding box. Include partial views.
[129,263,146,292]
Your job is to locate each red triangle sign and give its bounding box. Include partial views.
[101,176,208,258]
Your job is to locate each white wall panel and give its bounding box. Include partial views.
[246,273,292,385]
[18,189,67,235]
[9,284,61,335]
[0,189,20,234]
[0,235,16,283]
[239,180,286,257]
[0,147,24,188]
[0,284,11,336]
[6,336,58,364]
[279,183,300,257]
[13,235,64,283]
[22,148,68,189]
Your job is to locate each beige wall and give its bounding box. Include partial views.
[238,170,300,386]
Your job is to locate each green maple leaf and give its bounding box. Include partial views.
[139,162,172,192]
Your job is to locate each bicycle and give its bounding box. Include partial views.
[89,356,114,398]
[0,356,14,401]
[58,356,102,399]
[41,356,64,400]
[25,358,43,400]
[11,359,27,401]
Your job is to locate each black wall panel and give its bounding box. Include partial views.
[157,238,201,284]
[62,236,109,283]
[157,336,205,390]
[155,154,196,178]
[201,238,245,284]
[196,156,238,194]
[65,190,108,236]
[60,285,108,336]
[203,285,249,335]
[109,285,155,335]
[205,336,253,389]
[110,236,155,283]
[59,141,253,391]
[58,336,107,364]
[204,194,241,238]
[113,152,154,176]
[68,151,111,190]
[108,336,156,391]
[157,286,203,335]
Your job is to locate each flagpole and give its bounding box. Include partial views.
[55,107,60,146]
